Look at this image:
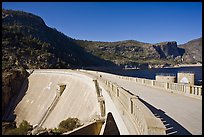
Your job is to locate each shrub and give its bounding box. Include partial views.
[5,120,33,135]
[51,127,62,135]
[58,117,82,133]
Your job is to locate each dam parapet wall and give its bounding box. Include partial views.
[79,69,166,135]
[82,70,202,100]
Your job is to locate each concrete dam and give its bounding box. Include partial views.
[5,69,202,135]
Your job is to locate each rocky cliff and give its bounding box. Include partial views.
[2,68,29,117]
[152,41,181,58]
[179,37,202,64]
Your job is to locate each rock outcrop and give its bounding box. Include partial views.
[179,37,202,63]
[2,68,29,117]
[152,41,180,58]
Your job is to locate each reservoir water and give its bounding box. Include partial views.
[110,66,202,85]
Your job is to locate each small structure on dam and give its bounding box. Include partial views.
[155,73,176,83]
[177,72,195,85]
[155,72,195,85]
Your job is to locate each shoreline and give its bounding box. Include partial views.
[164,63,202,69]
[122,63,202,70]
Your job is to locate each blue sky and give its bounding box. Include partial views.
[2,2,202,44]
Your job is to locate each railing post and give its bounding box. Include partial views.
[142,79,145,85]
[195,87,197,95]
[116,87,119,97]
[165,83,169,90]
[98,96,106,117]
[185,85,191,95]
[152,80,155,86]
[183,85,186,93]
[199,87,202,96]
[130,95,138,114]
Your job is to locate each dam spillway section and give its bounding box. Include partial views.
[11,70,102,132]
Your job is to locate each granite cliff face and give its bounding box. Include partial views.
[179,37,202,64]
[152,41,181,58]
[2,68,29,116]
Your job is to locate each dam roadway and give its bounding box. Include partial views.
[8,69,202,135]
[85,70,202,135]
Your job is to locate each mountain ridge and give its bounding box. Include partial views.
[2,9,202,69]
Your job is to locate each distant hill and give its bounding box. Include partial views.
[76,40,185,68]
[2,9,115,71]
[2,9,202,70]
[178,37,202,64]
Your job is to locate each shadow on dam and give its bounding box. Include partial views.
[3,78,29,122]
[138,97,192,135]
[103,112,120,135]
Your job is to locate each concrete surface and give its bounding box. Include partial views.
[88,71,202,135]
[13,70,101,129]
[10,69,201,135]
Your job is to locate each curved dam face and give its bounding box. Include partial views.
[13,70,100,129]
